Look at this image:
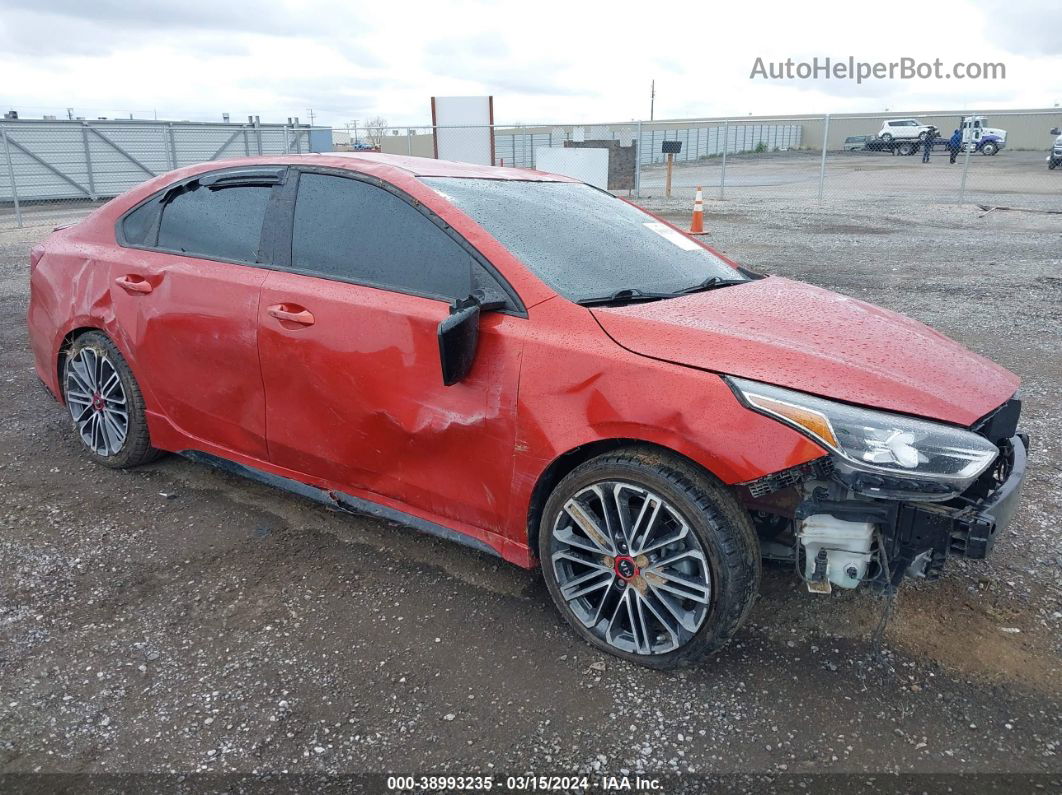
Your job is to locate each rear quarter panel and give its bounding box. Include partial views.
[29,229,123,399]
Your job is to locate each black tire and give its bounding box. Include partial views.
[917,130,929,141]
[880,133,893,142]
[1050,159,1059,170]
[981,142,998,156]
[61,331,161,469]
[897,142,915,156]
[538,447,761,669]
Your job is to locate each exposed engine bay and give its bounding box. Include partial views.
[739,397,1028,594]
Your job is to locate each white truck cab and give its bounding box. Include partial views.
[961,115,1007,146]
[1049,127,1062,170]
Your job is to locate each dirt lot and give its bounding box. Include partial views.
[1,196,1060,788]
[641,149,1062,212]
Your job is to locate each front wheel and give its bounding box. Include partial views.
[981,142,998,155]
[1051,159,1059,170]
[62,331,161,468]
[538,449,760,669]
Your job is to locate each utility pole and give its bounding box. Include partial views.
[350,119,358,146]
[650,79,655,121]
[306,108,315,125]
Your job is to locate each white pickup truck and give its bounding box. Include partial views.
[1049,126,1062,170]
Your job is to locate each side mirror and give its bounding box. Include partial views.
[1052,128,1061,136]
[437,292,506,386]
[438,302,481,386]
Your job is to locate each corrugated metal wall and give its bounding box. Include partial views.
[380,109,1061,165]
[0,119,328,202]
[383,124,804,169]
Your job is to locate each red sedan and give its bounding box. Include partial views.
[27,154,1028,667]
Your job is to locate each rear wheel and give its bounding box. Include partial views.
[539,449,760,669]
[897,142,915,156]
[880,133,893,142]
[62,331,160,468]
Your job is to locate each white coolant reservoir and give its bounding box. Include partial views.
[799,515,875,593]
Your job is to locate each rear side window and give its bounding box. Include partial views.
[156,183,272,263]
[291,172,472,299]
[122,199,162,246]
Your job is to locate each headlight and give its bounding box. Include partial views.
[728,377,1000,500]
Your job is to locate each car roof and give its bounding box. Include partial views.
[175,152,578,182]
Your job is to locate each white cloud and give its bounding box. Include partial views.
[0,0,1058,127]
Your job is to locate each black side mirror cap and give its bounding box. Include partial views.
[437,291,507,386]
[438,303,480,386]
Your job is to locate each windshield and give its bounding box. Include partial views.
[421,178,745,303]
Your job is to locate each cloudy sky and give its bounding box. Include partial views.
[1,0,1058,128]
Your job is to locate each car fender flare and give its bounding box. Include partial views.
[522,436,746,561]
[54,320,150,411]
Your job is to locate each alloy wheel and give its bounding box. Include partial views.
[549,481,712,656]
[65,347,129,457]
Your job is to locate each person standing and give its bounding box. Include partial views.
[948,128,963,164]
[922,126,937,163]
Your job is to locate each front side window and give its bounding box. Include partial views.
[291,172,474,300]
[157,183,272,263]
[422,178,746,303]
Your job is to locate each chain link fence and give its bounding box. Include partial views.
[370,110,1061,214]
[4,111,1059,231]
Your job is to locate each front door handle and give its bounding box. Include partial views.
[267,304,315,326]
[115,275,153,294]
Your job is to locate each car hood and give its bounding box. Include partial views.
[591,277,1018,426]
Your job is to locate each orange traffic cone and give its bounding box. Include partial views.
[688,186,708,235]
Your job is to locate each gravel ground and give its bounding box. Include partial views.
[640,149,1062,211]
[1,197,1060,788]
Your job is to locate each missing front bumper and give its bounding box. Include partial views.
[787,433,1029,589]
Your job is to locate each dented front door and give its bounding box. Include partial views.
[257,271,523,531]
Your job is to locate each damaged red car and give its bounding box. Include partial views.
[28,154,1029,668]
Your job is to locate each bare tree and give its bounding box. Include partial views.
[364,116,388,149]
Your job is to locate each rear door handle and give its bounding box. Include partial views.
[115,275,153,294]
[267,304,315,326]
